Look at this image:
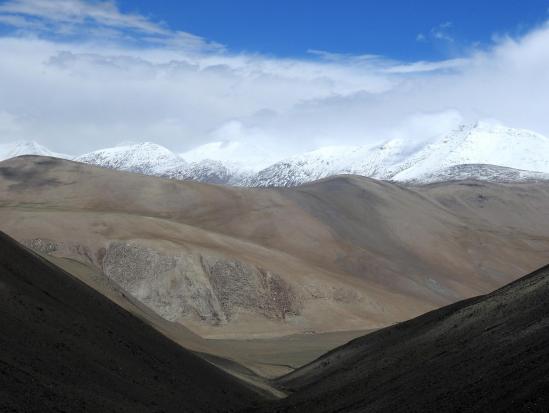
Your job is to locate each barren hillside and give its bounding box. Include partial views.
[2,155,549,340]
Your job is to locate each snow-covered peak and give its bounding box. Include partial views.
[392,122,549,181]
[242,138,414,187]
[0,140,69,161]
[5,121,549,187]
[74,141,257,184]
[75,142,187,175]
[246,122,549,187]
[166,159,239,185]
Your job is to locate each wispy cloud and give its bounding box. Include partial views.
[0,0,222,51]
[431,21,455,42]
[416,22,455,44]
[0,13,47,29]
[383,58,467,74]
[307,49,382,63]
[0,0,166,33]
[0,0,548,160]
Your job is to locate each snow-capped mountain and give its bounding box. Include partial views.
[164,159,250,185]
[74,142,248,184]
[390,122,549,182]
[74,142,187,176]
[4,121,549,186]
[0,141,68,161]
[241,140,410,187]
[172,159,232,184]
[404,164,549,185]
[246,122,549,187]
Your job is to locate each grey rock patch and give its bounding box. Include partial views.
[203,256,301,320]
[22,238,96,266]
[101,241,302,326]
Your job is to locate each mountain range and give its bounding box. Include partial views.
[2,121,549,186]
[2,153,549,411]
[245,122,549,186]
[3,155,549,342]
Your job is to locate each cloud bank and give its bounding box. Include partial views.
[0,0,548,161]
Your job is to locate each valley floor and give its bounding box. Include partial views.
[210,329,371,378]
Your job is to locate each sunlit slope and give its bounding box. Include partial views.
[2,155,549,338]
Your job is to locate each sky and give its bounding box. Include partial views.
[120,0,549,60]
[0,0,549,159]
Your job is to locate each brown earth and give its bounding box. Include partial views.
[2,155,549,343]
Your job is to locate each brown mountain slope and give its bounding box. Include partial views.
[256,264,549,413]
[0,232,263,412]
[2,155,549,339]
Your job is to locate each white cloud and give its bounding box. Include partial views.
[0,0,166,34]
[0,1,548,161]
[0,0,220,51]
[0,13,47,30]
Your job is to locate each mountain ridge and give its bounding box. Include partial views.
[2,121,549,185]
[245,121,549,186]
[4,155,549,340]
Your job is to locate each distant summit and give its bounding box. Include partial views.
[0,140,68,161]
[74,142,187,176]
[4,122,549,186]
[247,122,549,186]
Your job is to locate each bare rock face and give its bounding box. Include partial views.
[102,241,225,324]
[23,238,58,254]
[203,256,300,321]
[20,235,369,339]
[23,238,99,265]
[101,241,302,327]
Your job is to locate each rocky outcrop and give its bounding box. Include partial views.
[100,241,302,326]
[22,238,99,266]
[203,256,300,321]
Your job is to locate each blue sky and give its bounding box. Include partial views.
[0,0,548,156]
[118,0,549,60]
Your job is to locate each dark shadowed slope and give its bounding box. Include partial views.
[260,265,549,413]
[0,232,263,412]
